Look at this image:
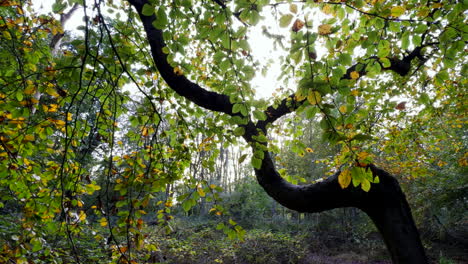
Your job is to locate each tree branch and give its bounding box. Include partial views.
[128,0,235,115]
[50,3,80,50]
[127,3,428,260]
[263,45,431,125]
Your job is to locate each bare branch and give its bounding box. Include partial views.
[50,3,80,50]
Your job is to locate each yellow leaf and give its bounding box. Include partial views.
[24,85,36,95]
[357,151,369,160]
[24,135,35,141]
[48,104,58,112]
[321,5,332,15]
[173,66,184,76]
[51,119,65,127]
[390,6,405,17]
[3,31,12,40]
[350,90,359,96]
[45,87,59,97]
[295,92,306,101]
[142,127,148,137]
[77,200,83,207]
[350,71,360,80]
[289,4,297,13]
[339,105,347,114]
[78,211,86,222]
[318,24,332,35]
[67,112,73,121]
[197,187,206,197]
[307,90,321,105]
[16,259,28,264]
[209,184,216,189]
[417,9,430,17]
[338,169,352,189]
[306,147,314,153]
[361,179,371,192]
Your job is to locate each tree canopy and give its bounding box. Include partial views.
[0,0,466,263]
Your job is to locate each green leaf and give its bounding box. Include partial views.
[351,134,373,141]
[251,157,262,169]
[305,106,319,119]
[238,154,248,163]
[339,53,352,65]
[254,150,264,159]
[240,104,248,116]
[390,6,405,17]
[30,238,42,252]
[232,103,242,114]
[233,126,245,136]
[255,134,268,143]
[253,110,267,121]
[279,14,294,28]
[354,0,364,8]
[16,91,23,101]
[379,57,391,68]
[116,200,127,208]
[182,200,192,212]
[388,22,400,32]
[52,2,67,14]
[361,179,371,192]
[152,7,168,29]
[221,31,230,49]
[401,31,410,50]
[412,35,422,46]
[142,3,154,16]
[419,93,430,105]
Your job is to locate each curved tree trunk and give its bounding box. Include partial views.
[254,152,427,263]
[364,167,428,264]
[127,1,429,262]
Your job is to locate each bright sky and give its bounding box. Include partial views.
[31,0,297,99]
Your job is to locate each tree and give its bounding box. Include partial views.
[126,0,466,263]
[0,0,466,263]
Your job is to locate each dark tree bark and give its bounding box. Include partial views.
[127,1,429,262]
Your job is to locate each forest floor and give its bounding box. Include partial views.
[143,219,467,264]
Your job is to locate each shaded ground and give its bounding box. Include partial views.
[143,225,467,264]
